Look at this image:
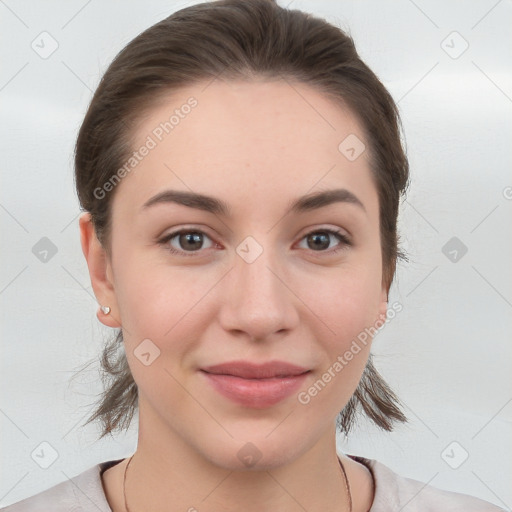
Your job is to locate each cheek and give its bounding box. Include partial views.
[113,258,222,392]
[112,250,207,337]
[302,262,382,347]
[296,272,377,416]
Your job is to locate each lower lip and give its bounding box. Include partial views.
[201,371,309,408]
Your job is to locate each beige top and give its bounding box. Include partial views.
[1,454,506,511]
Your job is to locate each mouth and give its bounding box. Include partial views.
[199,361,311,408]
[201,361,310,379]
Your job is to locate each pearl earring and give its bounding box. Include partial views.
[100,305,111,315]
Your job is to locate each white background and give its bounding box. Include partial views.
[1,0,511,508]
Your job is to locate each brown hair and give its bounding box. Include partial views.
[74,0,409,439]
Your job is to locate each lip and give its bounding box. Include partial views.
[200,361,310,408]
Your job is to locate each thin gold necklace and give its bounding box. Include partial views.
[123,453,353,512]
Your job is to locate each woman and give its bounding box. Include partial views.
[2,0,505,510]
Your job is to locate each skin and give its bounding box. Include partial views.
[80,78,388,512]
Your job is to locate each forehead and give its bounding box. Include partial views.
[113,78,377,219]
[133,78,365,160]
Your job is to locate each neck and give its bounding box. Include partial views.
[125,450,351,512]
[122,408,355,512]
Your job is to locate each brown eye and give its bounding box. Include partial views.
[298,229,351,253]
[158,230,215,256]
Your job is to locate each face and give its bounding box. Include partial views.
[81,78,388,470]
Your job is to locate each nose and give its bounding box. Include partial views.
[217,241,299,342]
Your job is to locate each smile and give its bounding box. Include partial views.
[200,361,311,408]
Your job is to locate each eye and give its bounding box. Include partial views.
[297,228,351,254]
[157,227,351,258]
[157,229,216,256]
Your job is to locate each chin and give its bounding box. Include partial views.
[194,426,314,472]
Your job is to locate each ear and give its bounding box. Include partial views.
[79,212,121,328]
[376,281,389,326]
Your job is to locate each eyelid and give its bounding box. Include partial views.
[297,224,351,242]
[156,224,217,242]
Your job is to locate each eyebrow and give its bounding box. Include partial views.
[141,188,366,216]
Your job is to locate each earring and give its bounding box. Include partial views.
[100,305,111,315]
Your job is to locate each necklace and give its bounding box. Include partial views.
[123,453,353,512]
[338,456,354,512]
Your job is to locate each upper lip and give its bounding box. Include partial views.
[201,361,310,379]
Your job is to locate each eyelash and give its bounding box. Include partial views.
[157,228,352,257]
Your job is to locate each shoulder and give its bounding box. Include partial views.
[0,460,120,512]
[347,454,506,512]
